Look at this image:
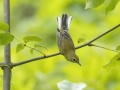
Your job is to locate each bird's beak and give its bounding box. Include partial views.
[78,62,82,66]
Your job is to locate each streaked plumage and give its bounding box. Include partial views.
[56,14,81,65]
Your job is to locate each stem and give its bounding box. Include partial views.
[14,37,46,56]
[14,36,22,44]
[25,45,46,56]
[89,43,120,53]
[3,0,11,90]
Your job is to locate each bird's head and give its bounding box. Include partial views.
[65,51,81,66]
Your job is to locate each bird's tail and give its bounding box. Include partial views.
[61,14,68,30]
[57,14,73,30]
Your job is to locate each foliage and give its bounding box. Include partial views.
[85,0,105,9]
[103,54,120,71]
[0,22,9,31]
[0,33,14,45]
[16,36,43,54]
[16,43,25,53]
[116,45,120,51]
[77,38,85,43]
[23,36,42,43]
[0,0,120,90]
[0,22,14,45]
[85,0,120,14]
[105,0,119,15]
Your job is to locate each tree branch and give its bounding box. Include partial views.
[76,24,120,49]
[3,0,11,90]
[12,24,120,67]
[12,52,60,67]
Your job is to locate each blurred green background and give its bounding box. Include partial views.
[0,0,120,90]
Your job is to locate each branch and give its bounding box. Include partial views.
[76,24,120,49]
[12,24,120,67]
[3,0,11,90]
[89,43,120,53]
[12,52,60,67]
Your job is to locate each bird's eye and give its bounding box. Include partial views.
[71,58,76,63]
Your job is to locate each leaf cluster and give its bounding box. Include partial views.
[85,0,119,15]
[0,22,45,55]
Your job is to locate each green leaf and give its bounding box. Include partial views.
[0,33,14,45]
[16,43,25,53]
[105,0,119,15]
[85,0,105,9]
[23,36,42,43]
[103,54,120,71]
[116,45,120,51]
[78,38,85,43]
[0,22,9,31]
[30,48,34,54]
[34,44,42,48]
[34,44,47,50]
[57,80,86,90]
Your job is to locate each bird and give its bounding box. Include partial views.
[56,14,81,66]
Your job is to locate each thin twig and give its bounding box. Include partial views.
[12,24,120,67]
[14,36,22,43]
[25,45,46,56]
[89,43,120,53]
[14,36,46,56]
